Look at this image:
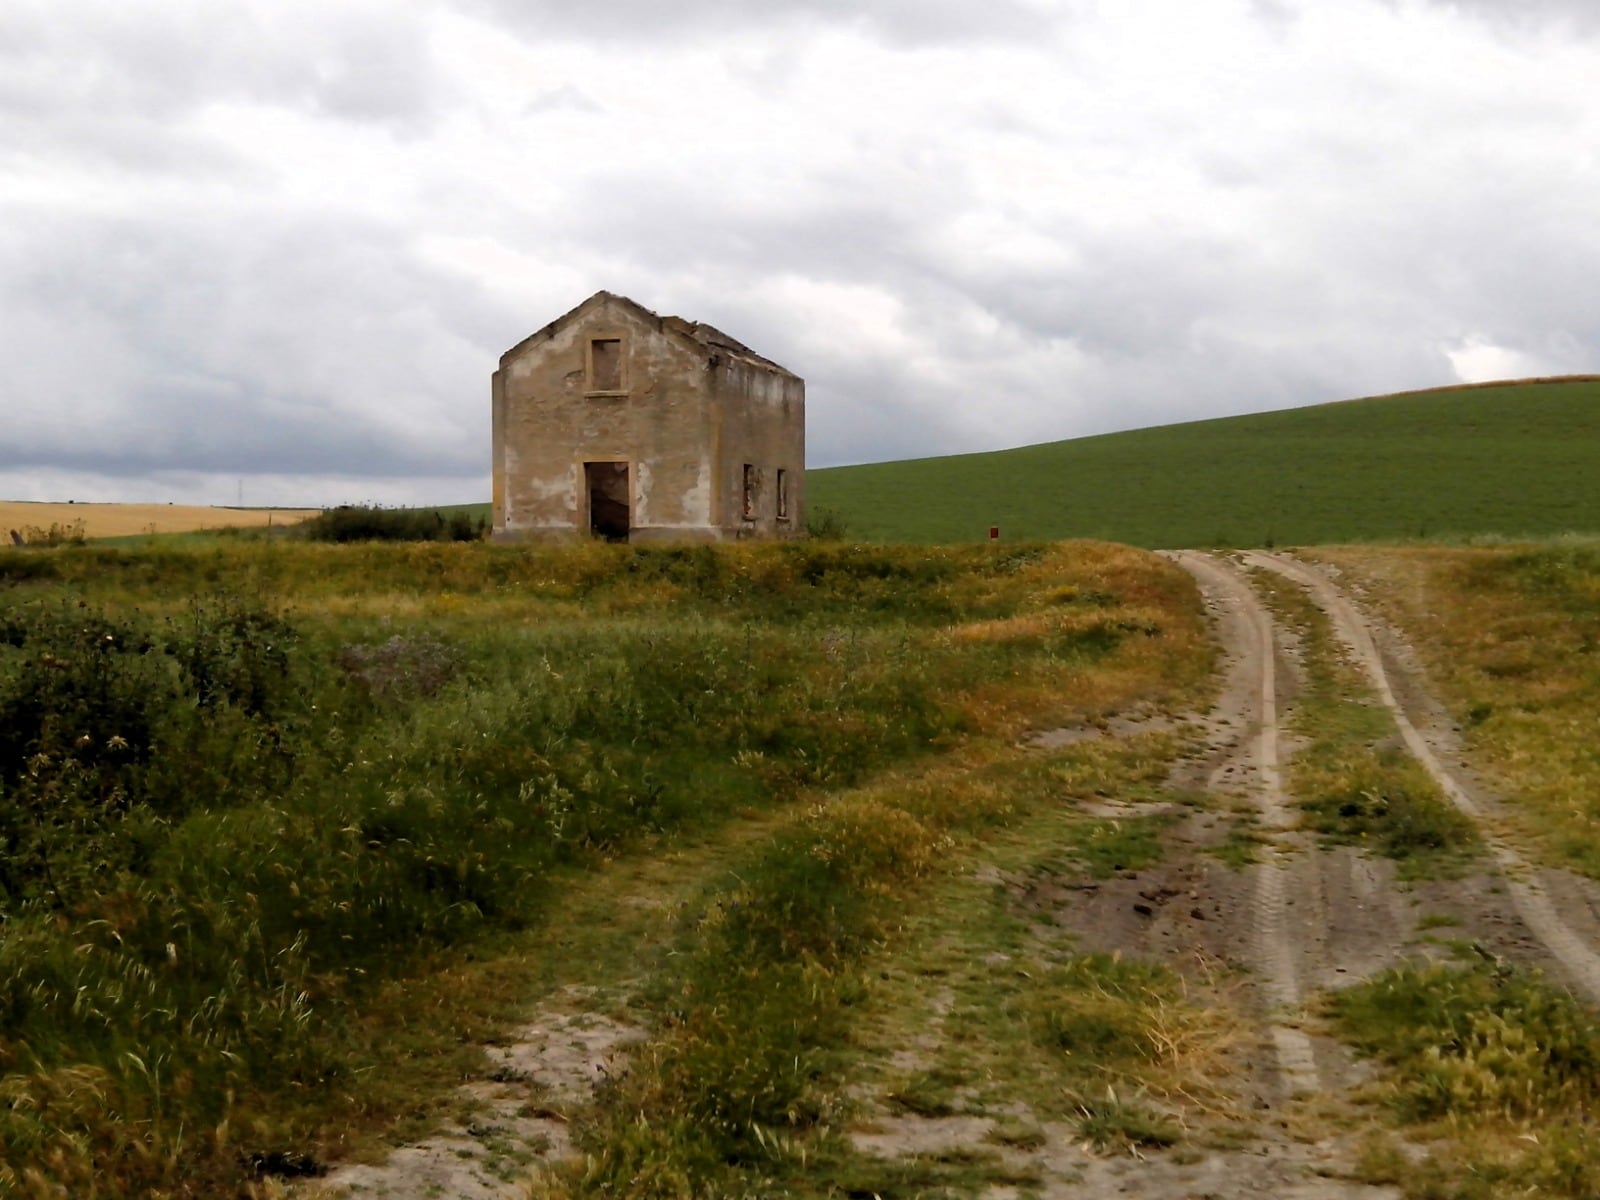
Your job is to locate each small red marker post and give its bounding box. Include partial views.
[988,526,999,541]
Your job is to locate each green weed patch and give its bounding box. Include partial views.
[1071,816,1174,877]
[1331,958,1600,1198]
[1296,749,1476,868]
[542,791,954,1197]
[536,736,1229,1198]
[1251,568,1478,876]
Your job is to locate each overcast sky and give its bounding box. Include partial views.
[2,0,1596,506]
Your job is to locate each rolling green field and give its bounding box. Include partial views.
[808,377,1600,547]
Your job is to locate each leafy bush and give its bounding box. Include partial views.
[804,506,849,540]
[0,598,303,907]
[302,504,487,543]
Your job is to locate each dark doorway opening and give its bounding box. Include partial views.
[585,461,630,542]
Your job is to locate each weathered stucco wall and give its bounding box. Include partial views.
[494,296,715,541]
[492,292,804,543]
[713,362,805,538]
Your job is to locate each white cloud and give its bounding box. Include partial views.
[0,0,1597,500]
[1445,339,1540,383]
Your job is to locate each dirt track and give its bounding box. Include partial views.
[300,549,1600,1199]
[1241,551,1600,1004]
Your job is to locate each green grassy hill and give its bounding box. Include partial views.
[806,377,1600,547]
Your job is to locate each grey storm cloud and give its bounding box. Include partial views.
[1421,0,1600,34]
[1,0,1597,502]
[0,2,444,132]
[0,206,509,479]
[540,119,1591,453]
[467,0,1064,46]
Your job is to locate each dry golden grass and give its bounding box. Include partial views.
[0,501,318,539]
[1308,543,1600,877]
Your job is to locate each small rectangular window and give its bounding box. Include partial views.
[742,463,757,520]
[776,468,789,519]
[589,338,623,392]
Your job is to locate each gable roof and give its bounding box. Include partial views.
[499,290,799,379]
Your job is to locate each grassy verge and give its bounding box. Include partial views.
[0,538,1209,1195]
[1331,956,1600,1198]
[847,740,1244,1180]
[528,734,1238,1199]
[1248,565,1477,877]
[1311,539,1600,878]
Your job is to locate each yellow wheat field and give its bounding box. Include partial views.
[0,502,319,540]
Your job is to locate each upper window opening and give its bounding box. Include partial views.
[589,338,623,392]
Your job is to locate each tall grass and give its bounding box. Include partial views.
[1312,540,1600,878]
[0,537,1207,1195]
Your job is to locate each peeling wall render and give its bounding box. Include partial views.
[492,291,805,543]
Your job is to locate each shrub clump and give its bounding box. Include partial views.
[804,507,849,540]
[302,505,487,543]
[0,598,302,908]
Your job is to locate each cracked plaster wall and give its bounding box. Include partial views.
[492,293,804,543]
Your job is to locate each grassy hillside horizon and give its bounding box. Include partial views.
[808,376,1600,547]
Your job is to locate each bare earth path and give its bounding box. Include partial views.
[1170,551,1322,1096]
[838,554,1411,1199]
[1243,551,1600,1005]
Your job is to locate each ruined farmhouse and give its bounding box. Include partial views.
[491,291,805,543]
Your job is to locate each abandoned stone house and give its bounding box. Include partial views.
[491,291,805,543]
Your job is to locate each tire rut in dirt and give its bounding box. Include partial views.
[1169,551,1322,1096]
[1243,551,1600,1007]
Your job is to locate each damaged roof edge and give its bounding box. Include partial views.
[498,290,800,379]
